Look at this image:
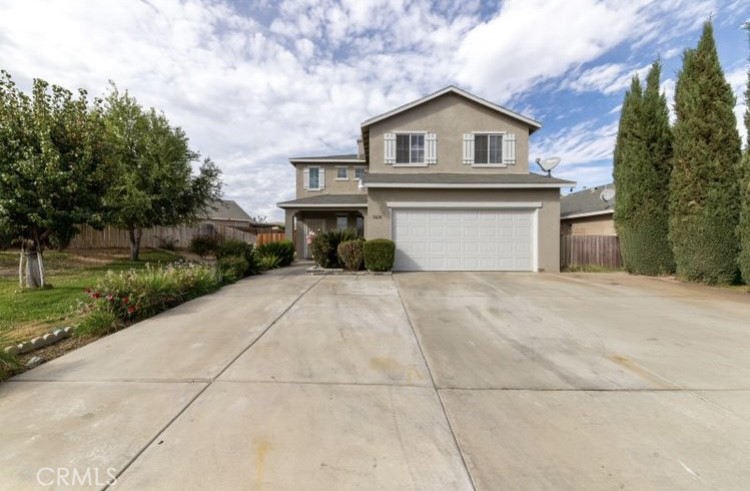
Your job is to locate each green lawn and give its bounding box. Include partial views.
[0,249,182,343]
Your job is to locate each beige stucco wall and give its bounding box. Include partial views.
[561,215,616,236]
[294,163,367,198]
[365,188,561,272]
[367,93,531,174]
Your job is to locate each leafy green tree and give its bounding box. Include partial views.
[614,62,674,275]
[0,71,109,287]
[103,86,222,260]
[614,61,674,275]
[738,22,750,283]
[669,21,742,284]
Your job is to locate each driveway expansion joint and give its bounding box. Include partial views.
[393,276,479,491]
[101,275,325,491]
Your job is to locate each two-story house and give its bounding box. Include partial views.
[278,86,574,272]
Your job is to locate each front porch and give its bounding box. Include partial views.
[278,194,367,259]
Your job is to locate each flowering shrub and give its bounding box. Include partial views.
[337,239,364,271]
[79,262,221,335]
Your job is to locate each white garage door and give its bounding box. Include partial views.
[392,208,536,271]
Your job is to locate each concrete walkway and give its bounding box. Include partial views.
[2,268,750,490]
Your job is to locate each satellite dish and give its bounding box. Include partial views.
[600,188,615,203]
[535,157,561,177]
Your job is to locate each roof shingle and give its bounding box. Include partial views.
[560,184,615,218]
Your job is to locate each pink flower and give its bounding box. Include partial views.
[122,296,129,304]
[127,306,136,315]
[91,292,101,299]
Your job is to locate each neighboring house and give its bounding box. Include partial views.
[560,184,616,236]
[206,199,278,234]
[278,86,574,272]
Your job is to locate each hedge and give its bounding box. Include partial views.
[363,239,395,272]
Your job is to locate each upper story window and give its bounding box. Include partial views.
[463,132,515,166]
[336,167,348,180]
[304,166,324,191]
[396,134,425,164]
[354,167,365,180]
[474,134,503,165]
[385,132,436,165]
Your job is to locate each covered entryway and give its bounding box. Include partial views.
[392,207,536,271]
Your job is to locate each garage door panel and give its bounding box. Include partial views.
[393,208,535,271]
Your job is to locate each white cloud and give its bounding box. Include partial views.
[0,0,739,221]
[565,63,652,95]
[726,66,748,145]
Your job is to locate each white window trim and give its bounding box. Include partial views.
[472,131,505,166]
[335,166,349,180]
[307,166,323,191]
[394,130,428,165]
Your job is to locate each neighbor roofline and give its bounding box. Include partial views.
[561,209,614,219]
[360,85,542,132]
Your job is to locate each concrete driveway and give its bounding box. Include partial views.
[2,268,750,490]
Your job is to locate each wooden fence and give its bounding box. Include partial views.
[68,223,256,250]
[560,235,623,269]
[255,232,287,246]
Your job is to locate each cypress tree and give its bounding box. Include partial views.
[669,21,742,284]
[738,22,750,283]
[614,62,674,275]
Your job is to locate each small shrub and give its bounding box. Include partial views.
[218,255,249,283]
[216,239,260,275]
[311,229,357,268]
[337,239,364,271]
[256,240,295,267]
[158,236,178,251]
[216,239,252,259]
[363,239,395,272]
[189,234,220,257]
[258,253,281,271]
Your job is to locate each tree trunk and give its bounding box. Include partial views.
[24,251,42,288]
[18,245,25,288]
[128,227,142,261]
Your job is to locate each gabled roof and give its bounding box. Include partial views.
[289,153,365,163]
[360,85,542,133]
[363,172,573,189]
[277,194,367,209]
[206,199,253,221]
[561,183,615,219]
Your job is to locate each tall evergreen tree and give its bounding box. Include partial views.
[614,62,674,275]
[669,21,742,284]
[738,22,750,283]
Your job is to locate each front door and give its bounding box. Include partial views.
[301,218,326,259]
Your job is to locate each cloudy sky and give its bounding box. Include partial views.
[1,0,748,221]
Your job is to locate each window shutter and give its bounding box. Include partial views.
[426,133,437,164]
[319,168,326,190]
[303,168,310,190]
[384,133,396,164]
[503,133,516,165]
[463,134,474,165]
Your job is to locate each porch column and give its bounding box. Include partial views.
[284,209,296,242]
